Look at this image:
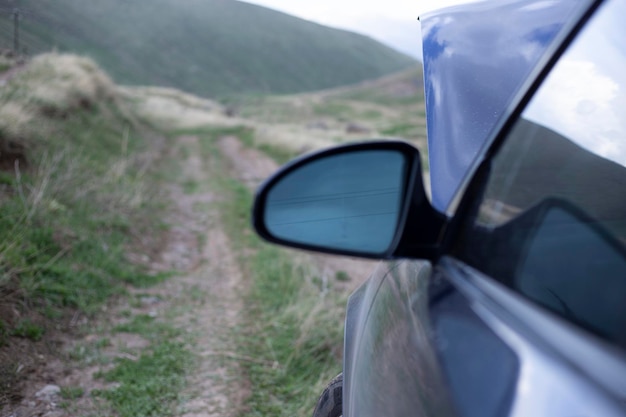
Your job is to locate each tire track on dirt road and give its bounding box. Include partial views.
[162,135,249,417]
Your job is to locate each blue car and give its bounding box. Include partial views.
[253,0,626,415]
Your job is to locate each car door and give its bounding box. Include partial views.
[431,0,626,415]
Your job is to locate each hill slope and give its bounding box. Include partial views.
[0,0,416,97]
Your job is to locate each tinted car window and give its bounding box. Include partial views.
[457,0,626,348]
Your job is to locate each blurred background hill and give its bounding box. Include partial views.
[0,0,416,97]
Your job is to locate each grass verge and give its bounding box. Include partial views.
[223,178,345,417]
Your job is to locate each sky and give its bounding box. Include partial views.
[243,0,481,59]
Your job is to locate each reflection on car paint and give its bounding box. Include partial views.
[420,0,589,212]
[345,260,455,417]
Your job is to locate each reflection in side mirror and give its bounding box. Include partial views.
[253,140,446,260]
[264,149,407,254]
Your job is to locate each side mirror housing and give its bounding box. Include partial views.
[252,141,447,260]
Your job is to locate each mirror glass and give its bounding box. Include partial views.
[264,150,407,254]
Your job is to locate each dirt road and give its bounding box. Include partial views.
[7,132,379,417]
[163,135,248,417]
[171,134,378,416]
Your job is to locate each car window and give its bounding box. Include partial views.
[457,0,626,349]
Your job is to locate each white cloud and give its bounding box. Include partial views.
[524,0,626,168]
[525,59,626,166]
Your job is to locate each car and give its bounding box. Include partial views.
[251,0,626,416]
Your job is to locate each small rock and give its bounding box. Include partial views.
[36,385,60,400]
[345,122,371,134]
[148,310,158,318]
[140,296,161,305]
[223,106,238,117]
[306,120,329,130]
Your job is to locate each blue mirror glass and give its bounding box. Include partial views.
[264,150,407,254]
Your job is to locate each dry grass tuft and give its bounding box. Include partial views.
[119,86,238,130]
[21,53,117,112]
[253,123,343,154]
[0,53,119,166]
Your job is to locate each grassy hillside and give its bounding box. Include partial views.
[0,0,416,97]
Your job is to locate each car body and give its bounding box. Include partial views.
[252,0,626,416]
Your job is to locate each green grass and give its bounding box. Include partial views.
[0,148,162,312]
[229,96,310,123]
[182,179,200,194]
[0,0,415,97]
[62,310,192,416]
[94,340,191,417]
[114,314,183,341]
[258,143,296,165]
[60,386,84,400]
[0,321,8,346]
[10,320,44,341]
[175,124,297,165]
[314,101,354,119]
[89,310,192,417]
[230,125,297,164]
[335,270,350,282]
[381,122,426,138]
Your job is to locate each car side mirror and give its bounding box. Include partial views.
[252,141,447,260]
